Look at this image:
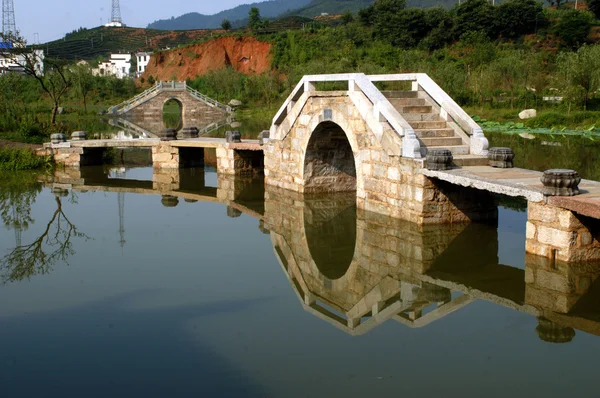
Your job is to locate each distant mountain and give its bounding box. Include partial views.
[280,0,375,18]
[285,0,465,18]
[147,0,312,30]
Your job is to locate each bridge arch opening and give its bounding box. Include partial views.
[163,98,183,130]
[305,194,357,281]
[304,121,356,193]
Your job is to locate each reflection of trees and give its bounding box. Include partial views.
[0,172,42,239]
[1,190,89,283]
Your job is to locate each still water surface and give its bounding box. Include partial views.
[0,166,599,398]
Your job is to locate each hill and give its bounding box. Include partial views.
[147,0,312,30]
[280,0,374,17]
[41,26,218,61]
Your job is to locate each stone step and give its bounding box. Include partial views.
[399,105,433,114]
[388,98,426,107]
[382,90,419,99]
[414,128,455,138]
[409,120,447,129]
[421,145,470,156]
[401,113,441,121]
[419,137,464,147]
[452,155,489,167]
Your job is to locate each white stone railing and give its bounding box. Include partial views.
[108,82,162,114]
[185,84,232,113]
[109,81,232,115]
[368,73,488,156]
[271,73,421,158]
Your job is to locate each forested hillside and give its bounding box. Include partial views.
[147,0,311,30]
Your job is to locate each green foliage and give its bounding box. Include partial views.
[589,0,600,19]
[452,0,496,39]
[556,44,600,109]
[0,148,51,171]
[550,9,593,49]
[221,19,232,31]
[249,7,265,30]
[495,0,546,38]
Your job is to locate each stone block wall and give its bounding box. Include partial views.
[263,186,472,318]
[264,93,498,224]
[127,90,227,122]
[152,144,180,169]
[525,253,600,313]
[526,202,600,263]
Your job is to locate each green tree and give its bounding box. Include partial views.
[248,7,263,30]
[587,0,600,19]
[71,63,94,113]
[495,0,546,38]
[221,19,232,31]
[341,11,354,25]
[556,44,600,110]
[1,33,71,124]
[452,0,496,39]
[551,9,593,49]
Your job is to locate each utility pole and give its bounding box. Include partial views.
[2,0,17,36]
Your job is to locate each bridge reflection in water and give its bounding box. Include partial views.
[45,167,600,343]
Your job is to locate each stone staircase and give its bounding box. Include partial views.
[384,91,488,166]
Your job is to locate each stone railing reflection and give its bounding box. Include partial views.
[264,185,600,341]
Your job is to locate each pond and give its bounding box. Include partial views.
[0,165,599,398]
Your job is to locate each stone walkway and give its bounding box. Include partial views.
[422,165,600,218]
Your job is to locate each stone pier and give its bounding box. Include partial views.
[526,202,600,264]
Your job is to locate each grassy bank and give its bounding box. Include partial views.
[0,147,52,171]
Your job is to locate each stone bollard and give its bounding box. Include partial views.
[227,206,242,218]
[225,131,241,143]
[541,169,581,196]
[161,195,179,207]
[51,187,69,197]
[535,317,575,344]
[488,147,515,168]
[71,131,87,141]
[51,133,67,144]
[258,130,270,146]
[179,126,199,139]
[161,128,177,141]
[426,149,453,171]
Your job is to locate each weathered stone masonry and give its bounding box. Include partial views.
[264,92,497,224]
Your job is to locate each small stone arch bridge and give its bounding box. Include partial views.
[108,81,232,120]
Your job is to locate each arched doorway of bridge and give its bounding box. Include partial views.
[304,194,357,281]
[163,98,183,130]
[303,121,357,193]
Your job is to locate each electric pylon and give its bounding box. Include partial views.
[2,0,16,36]
[111,0,122,24]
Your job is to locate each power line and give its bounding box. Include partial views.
[2,0,17,36]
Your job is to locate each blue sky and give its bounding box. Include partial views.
[14,0,251,43]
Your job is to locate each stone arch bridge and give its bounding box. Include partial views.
[108,81,232,121]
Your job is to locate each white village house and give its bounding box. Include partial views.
[135,51,152,77]
[0,48,45,75]
[92,53,132,79]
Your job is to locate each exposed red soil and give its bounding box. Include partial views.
[141,36,272,82]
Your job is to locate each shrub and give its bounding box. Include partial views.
[0,148,51,171]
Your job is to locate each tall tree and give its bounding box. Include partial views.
[248,7,263,30]
[221,19,232,31]
[557,44,600,110]
[71,63,94,113]
[0,32,71,124]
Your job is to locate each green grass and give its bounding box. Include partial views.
[0,148,52,171]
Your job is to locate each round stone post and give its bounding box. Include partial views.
[71,131,87,141]
[179,126,199,139]
[541,169,581,196]
[225,131,241,143]
[161,128,177,141]
[51,133,67,144]
[426,149,453,171]
[488,147,515,168]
